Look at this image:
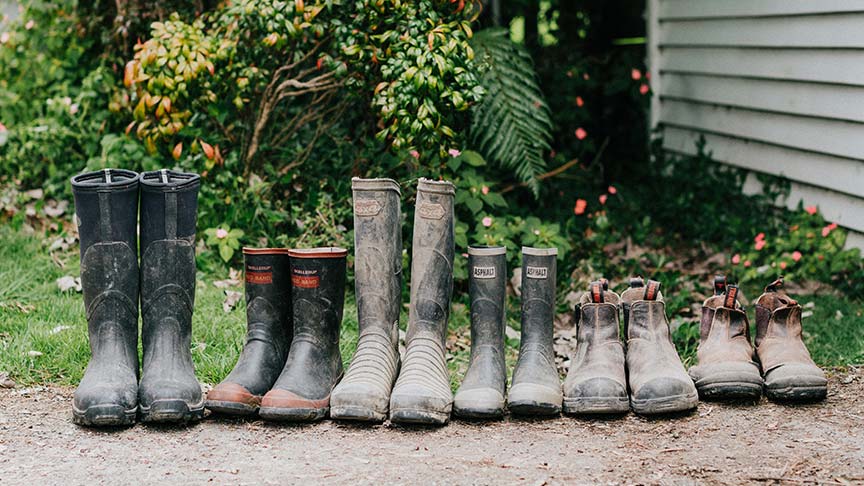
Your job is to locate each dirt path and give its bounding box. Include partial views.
[1,369,862,485]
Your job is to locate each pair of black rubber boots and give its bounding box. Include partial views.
[71,168,202,426]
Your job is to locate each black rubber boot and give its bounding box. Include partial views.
[508,247,563,416]
[71,169,141,427]
[137,170,204,423]
[259,248,347,422]
[331,178,403,422]
[206,248,293,415]
[390,178,456,425]
[453,246,508,419]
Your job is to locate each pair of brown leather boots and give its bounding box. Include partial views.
[689,276,827,402]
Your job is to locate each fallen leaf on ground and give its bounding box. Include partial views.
[56,276,82,293]
[222,290,242,313]
[27,350,43,358]
[213,268,242,288]
[49,325,71,335]
[0,372,15,388]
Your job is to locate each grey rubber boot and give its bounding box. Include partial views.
[138,170,204,423]
[688,276,762,400]
[71,169,141,427]
[259,248,347,421]
[206,248,293,415]
[331,178,403,422]
[389,178,455,425]
[453,246,508,419]
[563,280,629,414]
[622,278,698,415]
[755,277,827,402]
[508,247,563,416]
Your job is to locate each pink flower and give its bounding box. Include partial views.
[566,70,574,78]
[574,199,587,215]
[409,150,420,159]
[25,20,35,30]
[792,251,802,262]
[779,261,787,270]
[744,260,752,268]
[448,148,461,157]
[481,217,492,227]
[822,223,838,237]
[0,122,6,132]
[639,84,650,95]
[754,233,765,243]
[575,128,587,140]
[755,239,767,251]
[575,96,584,107]
[583,73,590,80]
[216,228,228,239]
[805,205,817,215]
[731,254,741,265]
[0,32,9,44]
[607,185,617,195]
[599,194,608,205]
[481,185,489,195]
[631,68,642,80]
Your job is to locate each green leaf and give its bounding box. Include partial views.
[460,150,486,167]
[219,244,234,262]
[465,197,482,214]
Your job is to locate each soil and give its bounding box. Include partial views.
[1,368,862,486]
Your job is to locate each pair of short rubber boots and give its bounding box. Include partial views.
[71,168,202,426]
[689,276,827,401]
[205,247,348,421]
[563,278,698,415]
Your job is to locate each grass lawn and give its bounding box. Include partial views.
[0,226,861,391]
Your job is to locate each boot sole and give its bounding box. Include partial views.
[205,399,259,416]
[507,400,561,417]
[389,408,450,425]
[330,406,387,422]
[563,396,630,415]
[765,384,827,402]
[259,406,328,422]
[630,392,698,415]
[695,381,762,400]
[72,404,137,427]
[453,406,505,420]
[140,399,205,424]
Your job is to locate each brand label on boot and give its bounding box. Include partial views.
[472,266,496,279]
[292,268,320,289]
[526,266,548,279]
[246,264,273,285]
[354,199,382,217]
[418,203,445,220]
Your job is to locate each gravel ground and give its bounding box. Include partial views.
[1,368,862,486]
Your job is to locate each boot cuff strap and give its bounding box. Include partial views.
[140,170,200,192]
[468,246,506,256]
[352,177,401,194]
[417,178,455,195]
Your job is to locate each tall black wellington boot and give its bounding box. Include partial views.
[389,178,456,425]
[71,169,141,427]
[330,178,403,422]
[206,248,292,415]
[508,247,563,416]
[453,246,508,419]
[137,170,204,423]
[259,248,347,422]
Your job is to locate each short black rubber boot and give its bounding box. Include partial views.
[622,278,698,415]
[390,178,456,425]
[138,170,204,423]
[71,169,141,427]
[331,178,403,422]
[563,280,629,415]
[259,248,347,422]
[508,247,563,416]
[453,246,508,419]
[206,248,293,415]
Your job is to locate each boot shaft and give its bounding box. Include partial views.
[351,178,403,332]
[72,169,140,262]
[243,248,293,345]
[755,278,804,347]
[407,178,455,340]
[519,247,557,347]
[576,281,621,345]
[700,281,750,343]
[621,278,672,343]
[467,246,507,351]
[289,248,348,346]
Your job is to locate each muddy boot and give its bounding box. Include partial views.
[206,249,292,415]
[563,280,629,415]
[137,170,204,423]
[331,178,403,422]
[453,246,508,419]
[688,276,762,400]
[71,169,141,426]
[622,278,697,415]
[755,278,827,402]
[259,248,347,421]
[389,178,455,425]
[508,247,562,416]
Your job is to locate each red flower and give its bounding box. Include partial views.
[639,84,650,95]
[575,96,584,107]
[631,68,642,80]
[731,254,741,265]
[805,205,817,215]
[822,223,838,237]
[744,260,752,268]
[574,199,587,215]
[779,261,788,270]
[575,128,587,140]
[792,251,802,262]
[607,185,617,194]
[599,194,608,205]
[755,233,765,243]
[755,239,767,251]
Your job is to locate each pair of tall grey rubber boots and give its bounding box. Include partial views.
[71,168,203,426]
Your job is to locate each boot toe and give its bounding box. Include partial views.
[259,389,330,421]
[139,379,204,423]
[507,382,562,416]
[389,384,452,425]
[72,382,138,426]
[631,377,697,414]
[453,387,505,419]
[330,382,391,421]
[205,382,261,415]
[764,364,827,401]
[689,362,763,400]
[566,377,627,400]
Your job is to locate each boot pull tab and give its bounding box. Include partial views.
[103,168,112,184]
[714,275,727,295]
[643,280,661,301]
[765,276,784,293]
[589,281,605,303]
[160,168,169,184]
[629,276,644,288]
[599,278,609,291]
[723,285,739,309]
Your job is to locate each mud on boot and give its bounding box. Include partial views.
[689,276,762,401]
[755,278,827,402]
[508,247,562,417]
[259,248,347,422]
[206,249,293,416]
[622,278,697,415]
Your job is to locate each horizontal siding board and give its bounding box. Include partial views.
[658,99,864,161]
[660,14,864,49]
[659,48,864,87]
[662,127,864,198]
[660,73,864,123]
[659,0,864,20]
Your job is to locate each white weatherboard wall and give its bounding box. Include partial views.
[647,0,864,248]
